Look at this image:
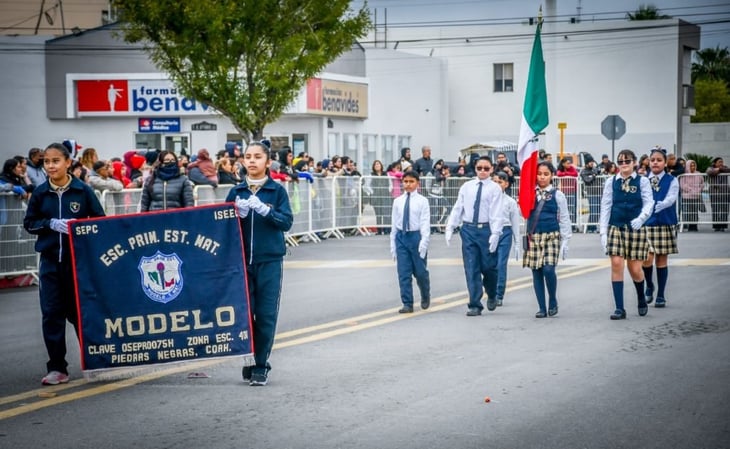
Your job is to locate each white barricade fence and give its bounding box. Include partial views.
[0,193,38,280]
[100,188,143,216]
[194,184,236,207]
[5,173,729,281]
[679,172,729,231]
[361,174,395,234]
[707,173,730,230]
[309,176,340,238]
[285,181,319,244]
[332,175,365,235]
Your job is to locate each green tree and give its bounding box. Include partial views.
[692,46,730,84]
[691,78,730,123]
[112,0,371,141]
[626,4,670,20]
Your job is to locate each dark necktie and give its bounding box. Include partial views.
[473,181,483,223]
[403,192,411,231]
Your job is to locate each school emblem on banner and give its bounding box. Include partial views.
[69,204,253,377]
[139,251,184,304]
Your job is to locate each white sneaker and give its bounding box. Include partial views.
[41,370,69,385]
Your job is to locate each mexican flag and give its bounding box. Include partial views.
[517,20,549,219]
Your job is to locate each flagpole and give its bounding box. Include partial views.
[517,5,549,219]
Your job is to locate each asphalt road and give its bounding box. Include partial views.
[1,230,729,449]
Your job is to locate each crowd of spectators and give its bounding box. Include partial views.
[2,142,729,232]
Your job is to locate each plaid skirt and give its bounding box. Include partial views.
[606,225,649,260]
[646,225,678,255]
[523,230,561,270]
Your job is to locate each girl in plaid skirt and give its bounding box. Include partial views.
[522,162,572,318]
[599,149,654,320]
[642,148,679,308]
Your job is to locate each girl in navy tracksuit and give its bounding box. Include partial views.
[225,142,293,386]
[24,143,106,385]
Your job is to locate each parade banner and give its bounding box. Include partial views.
[69,204,252,374]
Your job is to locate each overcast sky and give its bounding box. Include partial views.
[350,0,730,50]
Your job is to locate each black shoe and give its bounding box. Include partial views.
[638,304,648,316]
[486,297,497,311]
[242,365,252,382]
[655,297,666,308]
[535,310,547,318]
[548,306,558,317]
[496,298,503,307]
[249,368,269,386]
[421,297,430,310]
[645,287,653,304]
[398,306,414,314]
[466,307,482,316]
[610,309,627,320]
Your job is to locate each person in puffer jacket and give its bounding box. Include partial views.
[140,150,194,211]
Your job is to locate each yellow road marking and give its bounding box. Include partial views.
[0,259,627,420]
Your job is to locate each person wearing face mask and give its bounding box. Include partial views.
[139,150,194,211]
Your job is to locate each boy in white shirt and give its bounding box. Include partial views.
[493,171,522,306]
[390,171,431,313]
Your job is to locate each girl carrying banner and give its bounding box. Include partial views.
[226,142,293,386]
[23,142,106,385]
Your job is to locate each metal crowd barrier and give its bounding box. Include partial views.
[3,173,729,281]
[677,173,729,231]
[0,193,39,282]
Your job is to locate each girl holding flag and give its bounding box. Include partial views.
[522,161,571,318]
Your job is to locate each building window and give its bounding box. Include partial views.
[343,133,359,167]
[494,63,514,92]
[363,134,377,172]
[328,132,340,156]
[397,135,411,161]
[381,135,395,165]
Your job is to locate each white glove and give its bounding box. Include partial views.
[445,228,453,246]
[390,245,396,261]
[561,240,569,260]
[630,218,643,230]
[234,197,250,218]
[248,195,271,216]
[50,218,70,234]
[488,233,499,253]
[418,240,428,259]
[514,246,521,261]
[601,234,608,254]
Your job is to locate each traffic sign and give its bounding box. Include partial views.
[601,115,626,162]
[601,115,626,140]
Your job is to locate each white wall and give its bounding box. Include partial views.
[683,122,730,160]
[371,18,697,159]
[363,49,445,160]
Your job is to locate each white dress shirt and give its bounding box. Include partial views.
[599,172,654,235]
[446,178,504,236]
[648,171,679,213]
[390,190,431,247]
[498,193,522,242]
